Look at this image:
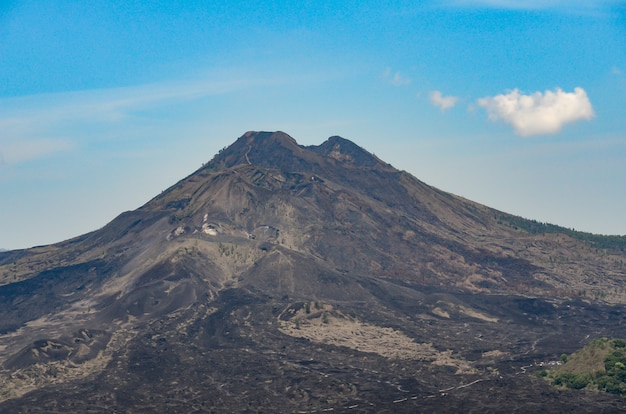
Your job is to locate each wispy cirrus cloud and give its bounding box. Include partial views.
[0,138,74,166]
[429,91,459,111]
[383,68,412,86]
[477,87,594,136]
[0,75,288,167]
[439,0,618,13]
[1,77,256,129]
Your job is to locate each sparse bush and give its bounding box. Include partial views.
[322,312,329,324]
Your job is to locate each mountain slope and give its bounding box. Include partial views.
[0,131,625,412]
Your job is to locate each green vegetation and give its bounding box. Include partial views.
[552,372,593,390]
[542,338,626,395]
[496,214,626,251]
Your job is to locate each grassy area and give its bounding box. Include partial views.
[538,338,626,395]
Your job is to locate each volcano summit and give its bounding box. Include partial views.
[1,131,625,412]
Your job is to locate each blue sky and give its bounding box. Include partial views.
[1,0,625,249]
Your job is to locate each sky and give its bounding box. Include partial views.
[1,0,625,249]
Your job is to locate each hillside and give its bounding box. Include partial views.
[0,131,625,412]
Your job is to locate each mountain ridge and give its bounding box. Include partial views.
[204,130,392,172]
[1,131,625,299]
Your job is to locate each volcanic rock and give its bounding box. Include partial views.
[0,131,625,413]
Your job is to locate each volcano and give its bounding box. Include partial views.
[1,131,625,412]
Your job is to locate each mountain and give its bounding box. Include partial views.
[0,131,625,413]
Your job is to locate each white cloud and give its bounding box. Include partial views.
[429,90,459,111]
[383,68,411,86]
[477,87,594,136]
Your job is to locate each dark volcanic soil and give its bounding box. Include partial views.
[1,284,625,413]
[1,131,625,413]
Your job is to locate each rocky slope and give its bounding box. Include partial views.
[0,131,625,412]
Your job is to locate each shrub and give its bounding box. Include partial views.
[612,339,626,348]
[552,373,592,390]
[321,312,329,324]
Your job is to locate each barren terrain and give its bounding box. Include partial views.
[0,131,625,412]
